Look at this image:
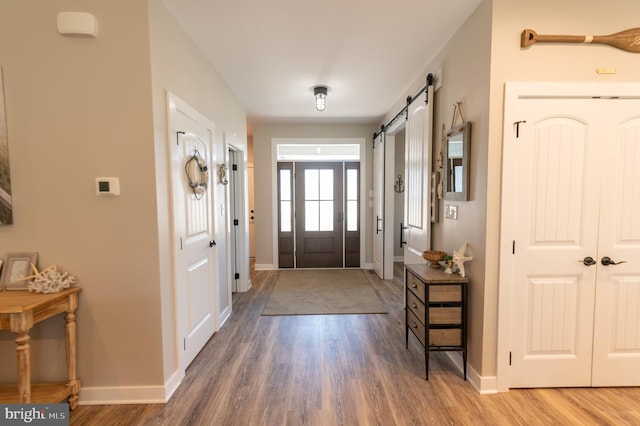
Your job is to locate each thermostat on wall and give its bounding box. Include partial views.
[95,177,120,196]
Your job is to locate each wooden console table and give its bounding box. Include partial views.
[0,288,81,409]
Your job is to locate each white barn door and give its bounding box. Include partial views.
[403,89,433,264]
[500,83,640,388]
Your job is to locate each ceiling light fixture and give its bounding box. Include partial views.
[314,86,328,111]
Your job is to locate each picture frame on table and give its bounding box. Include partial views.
[0,252,38,290]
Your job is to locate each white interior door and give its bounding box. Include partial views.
[372,133,385,278]
[502,84,640,388]
[403,89,433,264]
[508,97,600,387]
[168,93,218,370]
[591,102,640,387]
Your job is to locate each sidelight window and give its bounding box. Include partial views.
[346,168,358,231]
[279,168,292,232]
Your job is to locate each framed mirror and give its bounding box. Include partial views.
[443,121,471,201]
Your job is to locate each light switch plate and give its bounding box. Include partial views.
[445,204,458,220]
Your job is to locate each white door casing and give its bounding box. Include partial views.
[498,83,640,390]
[168,93,218,371]
[228,148,240,294]
[383,131,397,279]
[373,132,385,278]
[403,89,433,264]
[270,138,366,269]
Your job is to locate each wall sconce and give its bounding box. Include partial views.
[394,174,405,193]
[314,86,327,111]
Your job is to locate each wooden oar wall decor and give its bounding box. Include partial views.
[521,28,640,53]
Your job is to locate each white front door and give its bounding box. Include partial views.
[502,84,640,388]
[168,94,218,370]
[403,88,433,264]
[372,132,385,278]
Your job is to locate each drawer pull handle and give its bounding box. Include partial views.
[411,283,417,288]
[412,322,418,329]
[411,303,417,309]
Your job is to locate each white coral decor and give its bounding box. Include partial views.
[27,265,76,293]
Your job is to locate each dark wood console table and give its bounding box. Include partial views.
[405,264,468,380]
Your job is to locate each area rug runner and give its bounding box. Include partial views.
[261,269,387,316]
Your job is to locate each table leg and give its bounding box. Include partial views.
[65,295,80,410]
[15,330,31,403]
[11,311,33,404]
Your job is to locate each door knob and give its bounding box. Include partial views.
[579,256,596,266]
[601,256,626,266]
[210,240,216,247]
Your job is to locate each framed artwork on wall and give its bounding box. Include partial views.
[0,252,38,290]
[0,66,13,225]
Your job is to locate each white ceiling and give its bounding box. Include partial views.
[161,0,482,125]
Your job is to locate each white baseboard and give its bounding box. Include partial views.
[79,370,184,405]
[164,369,184,400]
[467,366,498,394]
[254,264,375,271]
[254,263,274,270]
[444,352,498,394]
[219,305,232,327]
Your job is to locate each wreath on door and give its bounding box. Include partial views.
[185,149,209,199]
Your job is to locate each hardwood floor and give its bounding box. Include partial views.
[70,264,640,425]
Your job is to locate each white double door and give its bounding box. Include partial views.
[504,84,640,387]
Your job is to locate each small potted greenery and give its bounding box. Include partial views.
[442,254,454,274]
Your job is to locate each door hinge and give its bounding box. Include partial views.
[232,164,238,171]
[180,237,183,250]
[183,338,186,351]
[509,351,512,366]
[514,121,526,138]
[176,131,185,146]
[512,240,515,255]
[234,219,239,226]
[234,273,240,280]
